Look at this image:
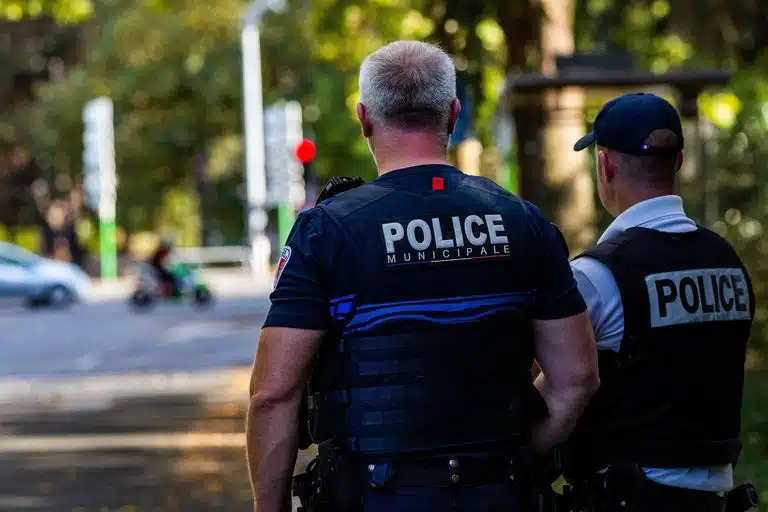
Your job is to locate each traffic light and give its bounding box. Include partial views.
[295,138,316,165]
[295,138,318,202]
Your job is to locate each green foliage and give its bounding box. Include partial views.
[158,187,200,247]
[12,225,41,251]
[737,372,768,509]
[14,0,514,239]
[0,0,92,22]
[20,0,247,234]
[707,64,768,362]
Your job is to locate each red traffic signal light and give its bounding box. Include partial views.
[295,138,317,164]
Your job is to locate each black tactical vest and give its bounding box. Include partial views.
[569,227,754,470]
[307,175,549,456]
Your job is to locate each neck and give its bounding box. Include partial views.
[371,132,451,176]
[614,185,676,215]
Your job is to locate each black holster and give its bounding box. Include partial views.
[726,483,759,512]
[515,444,573,512]
[566,462,648,512]
[566,465,758,512]
[292,458,327,512]
[293,440,363,512]
[297,387,312,450]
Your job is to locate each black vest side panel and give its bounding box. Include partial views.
[570,227,754,469]
[310,175,548,456]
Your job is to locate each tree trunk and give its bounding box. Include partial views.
[539,0,596,252]
[499,0,597,253]
[194,151,212,247]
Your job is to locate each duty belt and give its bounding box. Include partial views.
[362,454,518,488]
[568,466,759,512]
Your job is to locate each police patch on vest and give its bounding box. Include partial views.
[274,246,292,289]
[380,213,511,268]
[646,268,751,328]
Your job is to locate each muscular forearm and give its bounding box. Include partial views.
[246,395,300,512]
[529,372,596,454]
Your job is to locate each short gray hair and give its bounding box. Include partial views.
[359,40,456,131]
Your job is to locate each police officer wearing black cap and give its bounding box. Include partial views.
[561,92,757,512]
[246,40,600,512]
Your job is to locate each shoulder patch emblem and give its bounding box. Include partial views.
[274,246,292,289]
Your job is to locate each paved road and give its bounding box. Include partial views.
[0,270,316,511]
[0,271,271,379]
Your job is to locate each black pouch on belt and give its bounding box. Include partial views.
[726,483,760,512]
[293,458,327,512]
[317,440,363,511]
[600,463,648,511]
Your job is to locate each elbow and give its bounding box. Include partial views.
[249,389,284,412]
[248,386,300,415]
[588,372,601,395]
[578,370,600,400]
[558,367,599,405]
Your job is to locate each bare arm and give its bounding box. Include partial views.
[530,312,599,454]
[247,327,324,512]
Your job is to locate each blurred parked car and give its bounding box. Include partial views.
[0,242,91,309]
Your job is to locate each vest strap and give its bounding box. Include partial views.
[317,183,394,219]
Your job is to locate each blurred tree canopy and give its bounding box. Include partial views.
[0,0,92,23]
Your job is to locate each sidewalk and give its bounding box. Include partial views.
[0,365,319,511]
[0,367,253,418]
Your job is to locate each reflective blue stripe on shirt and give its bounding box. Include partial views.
[344,292,534,335]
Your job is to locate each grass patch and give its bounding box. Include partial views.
[736,371,768,510]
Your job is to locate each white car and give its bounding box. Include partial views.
[0,242,92,308]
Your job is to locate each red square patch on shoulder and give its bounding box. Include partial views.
[432,176,444,191]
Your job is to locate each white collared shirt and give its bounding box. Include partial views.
[571,195,733,492]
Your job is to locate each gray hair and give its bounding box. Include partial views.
[359,40,456,132]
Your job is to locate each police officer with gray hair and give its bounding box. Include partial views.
[246,40,600,512]
[561,92,758,512]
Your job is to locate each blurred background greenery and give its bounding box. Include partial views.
[1,0,767,502]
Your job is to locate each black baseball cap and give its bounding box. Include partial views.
[573,92,684,156]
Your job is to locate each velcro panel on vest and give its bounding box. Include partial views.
[317,324,533,455]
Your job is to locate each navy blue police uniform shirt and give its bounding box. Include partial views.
[264,165,585,332]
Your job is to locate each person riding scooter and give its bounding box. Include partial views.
[148,238,180,297]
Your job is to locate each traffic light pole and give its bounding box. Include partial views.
[241,0,285,280]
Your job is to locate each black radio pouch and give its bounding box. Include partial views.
[293,458,328,512]
[726,483,759,512]
[600,463,648,511]
[317,440,364,511]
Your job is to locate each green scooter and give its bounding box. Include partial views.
[129,261,213,311]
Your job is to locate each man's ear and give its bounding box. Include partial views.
[598,149,616,183]
[448,98,461,135]
[676,151,684,171]
[357,103,373,138]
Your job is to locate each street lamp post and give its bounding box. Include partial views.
[241,0,285,282]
